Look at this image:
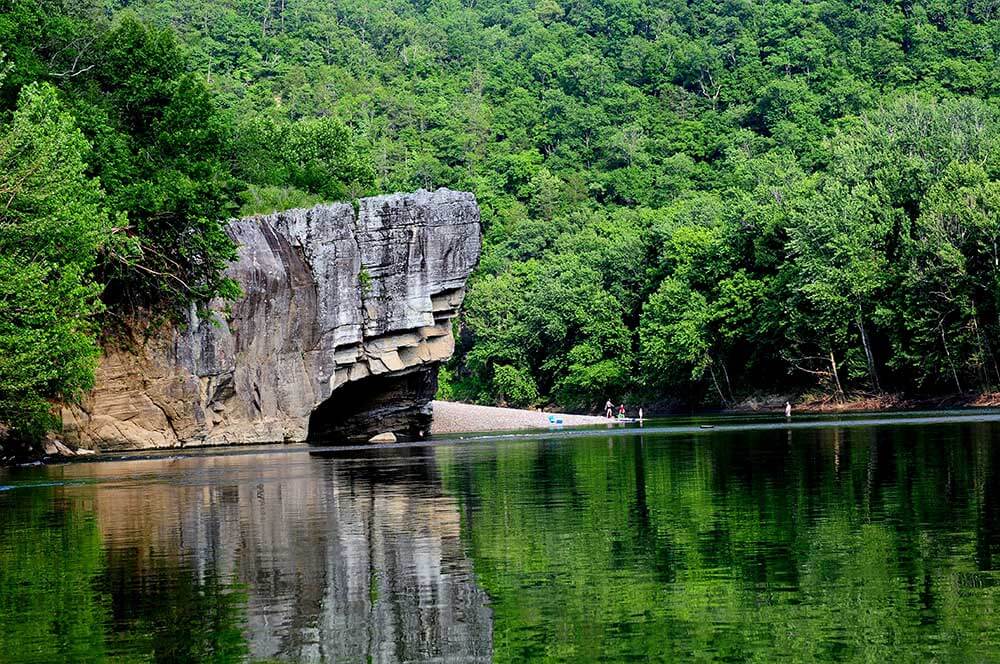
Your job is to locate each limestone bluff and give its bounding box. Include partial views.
[62,189,482,450]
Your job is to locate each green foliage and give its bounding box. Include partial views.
[238,185,324,217]
[491,364,539,408]
[80,14,243,311]
[640,279,713,385]
[0,4,375,441]
[0,5,376,317]
[233,114,375,202]
[435,365,456,401]
[782,96,1000,394]
[358,267,372,295]
[0,83,112,439]
[0,5,249,311]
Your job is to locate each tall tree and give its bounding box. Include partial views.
[0,83,112,440]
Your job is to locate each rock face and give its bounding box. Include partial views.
[62,189,481,450]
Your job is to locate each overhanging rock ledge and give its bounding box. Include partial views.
[62,188,481,450]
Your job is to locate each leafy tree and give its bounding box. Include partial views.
[0,83,112,441]
[492,364,540,408]
[783,178,889,392]
[80,14,242,312]
[232,113,375,208]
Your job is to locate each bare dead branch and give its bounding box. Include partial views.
[51,63,96,78]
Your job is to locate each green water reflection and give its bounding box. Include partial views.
[0,417,999,662]
[0,485,248,663]
[0,490,108,662]
[438,423,1000,662]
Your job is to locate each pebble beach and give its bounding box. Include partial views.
[429,400,613,435]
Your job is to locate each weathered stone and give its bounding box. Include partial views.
[63,189,481,450]
[54,441,76,456]
[42,440,76,457]
[368,432,397,443]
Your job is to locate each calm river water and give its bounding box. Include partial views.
[2,411,1000,662]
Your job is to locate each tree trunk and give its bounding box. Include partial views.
[940,324,963,394]
[857,308,880,392]
[261,0,273,36]
[707,360,728,406]
[972,314,990,390]
[972,306,1000,389]
[983,329,1000,389]
[718,356,735,403]
[829,351,845,401]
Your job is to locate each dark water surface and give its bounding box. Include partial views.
[2,412,1000,662]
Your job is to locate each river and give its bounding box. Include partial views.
[1,411,998,662]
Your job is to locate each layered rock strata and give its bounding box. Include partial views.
[61,188,481,450]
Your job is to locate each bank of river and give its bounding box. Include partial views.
[1,411,999,661]
[731,391,1000,414]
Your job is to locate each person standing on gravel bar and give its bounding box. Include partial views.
[605,399,614,418]
[618,404,626,419]
[785,401,792,419]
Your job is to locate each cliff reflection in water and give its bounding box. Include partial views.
[2,449,493,663]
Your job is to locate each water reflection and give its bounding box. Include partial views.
[1,416,1000,662]
[0,450,492,663]
[435,421,1000,662]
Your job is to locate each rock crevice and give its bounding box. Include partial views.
[63,188,481,450]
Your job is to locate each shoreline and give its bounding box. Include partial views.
[8,397,1000,466]
[431,392,1000,435]
[729,392,1000,415]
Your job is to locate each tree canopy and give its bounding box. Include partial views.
[0,83,112,440]
[0,0,373,440]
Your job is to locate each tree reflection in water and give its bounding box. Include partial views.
[1,417,999,662]
[435,421,1000,662]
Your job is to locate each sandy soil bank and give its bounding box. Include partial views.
[429,400,615,434]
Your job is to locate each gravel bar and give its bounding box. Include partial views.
[429,400,612,434]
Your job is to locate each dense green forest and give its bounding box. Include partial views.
[4,0,1000,438]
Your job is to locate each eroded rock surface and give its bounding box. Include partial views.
[62,188,481,450]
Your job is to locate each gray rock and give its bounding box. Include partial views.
[62,188,481,450]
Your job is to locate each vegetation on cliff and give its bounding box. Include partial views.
[0,82,112,441]
[4,0,1000,438]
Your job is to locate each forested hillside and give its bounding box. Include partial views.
[123,0,1000,409]
[4,0,1000,433]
